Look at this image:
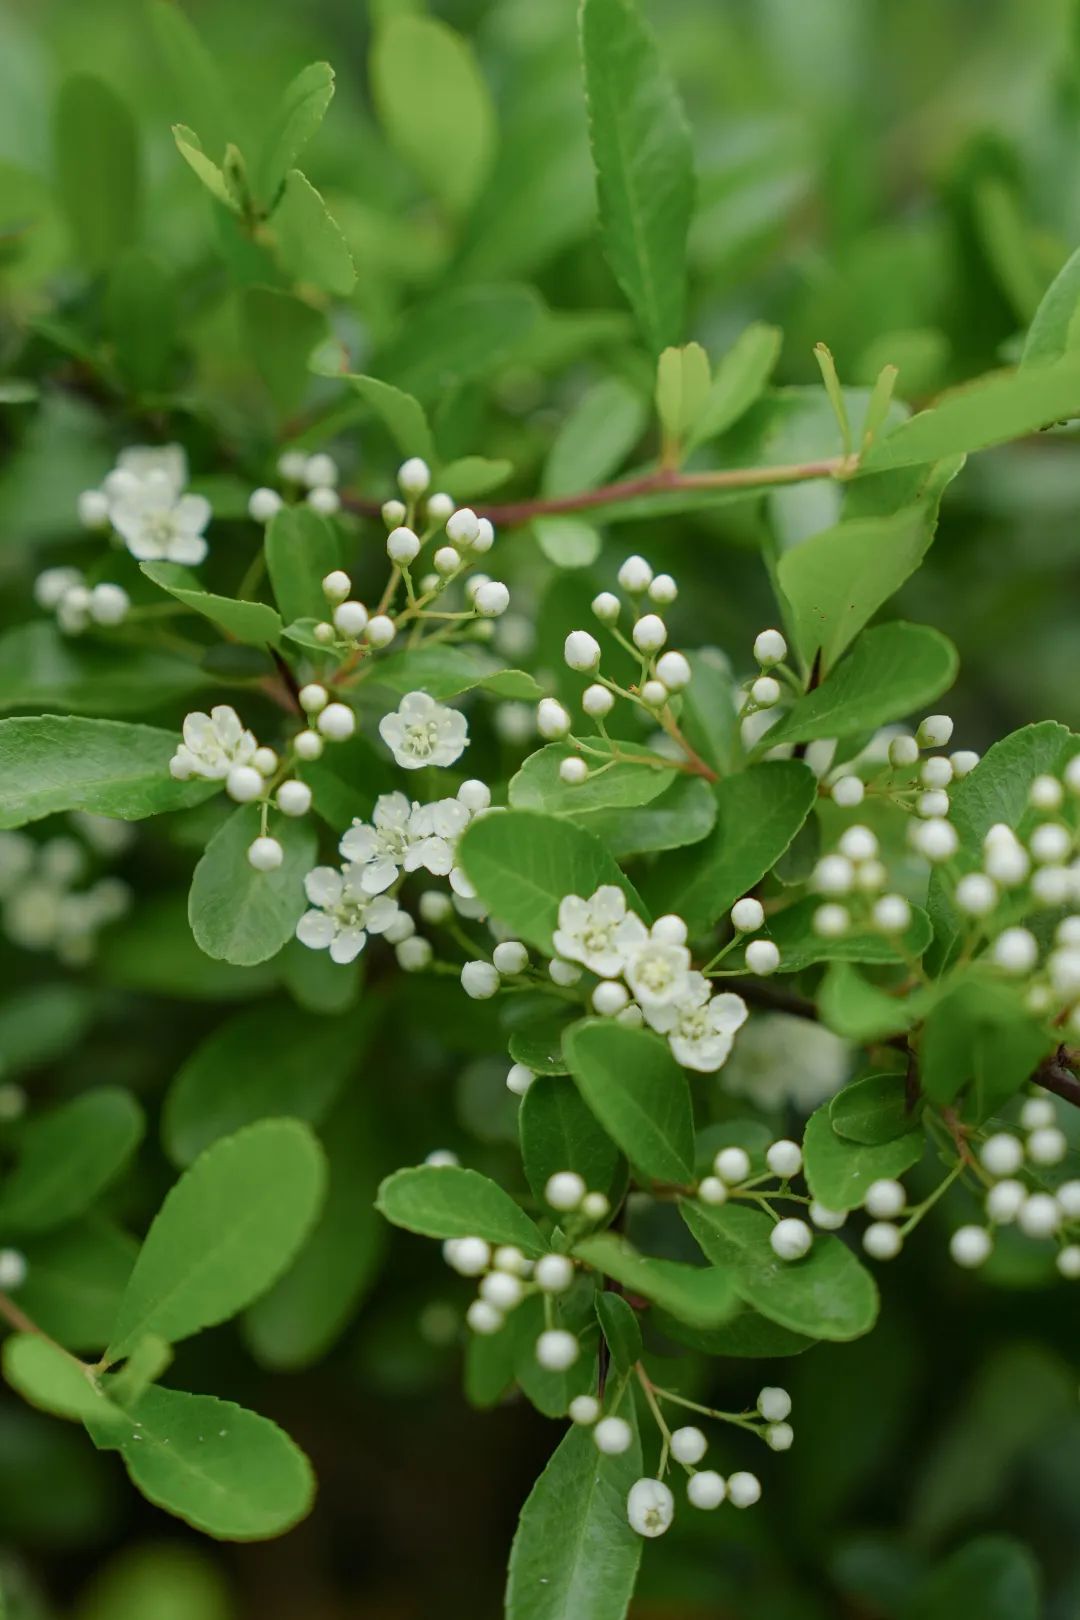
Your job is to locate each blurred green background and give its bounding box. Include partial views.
[2,0,1080,1616]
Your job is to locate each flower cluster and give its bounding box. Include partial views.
[33,567,129,635]
[0,827,130,966]
[248,448,342,522]
[79,443,212,565]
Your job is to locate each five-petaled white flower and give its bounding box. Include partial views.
[111,443,188,497]
[378,691,468,770]
[170,706,256,781]
[295,866,401,964]
[554,885,640,977]
[110,471,212,565]
[645,973,748,1072]
[618,920,691,1011]
[339,793,470,895]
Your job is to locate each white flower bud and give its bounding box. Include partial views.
[592,979,630,1016]
[980,1133,1024,1177]
[480,1270,524,1311]
[831,776,864,807]
[617,555,652,593]
[299,683,328,714]
[921,756,953,789]
[564,631,601,671]
[506,1062,535,1096]
[294,729,324,761]
[387,526,421,564]
[226,765,264,803]
[770,1217,812,1261]
[872,895,911,934]
[641,680,668,708]
[766,1140,802,1179]
[950,749,980,777]
[537,698,572,740]
[754,628,787,666]
[649,573,677,604]
[277,780,312,817]
[745,939,780,975]
[314,622,336,644]
[89,583,130,626]
[474,581,510,617]
[992,927,1038,975]
[304,453,338,489]
[458,779,492,813]
[461,960,500,1000]
[727,1472,762,1509]
[582,683,614,718]
[535,1329,579,1370]
[426,492,454,524]
[307,486,341,515]
[917,714,953,748]
[594,1416,633,1454]
[278,450,307,482]
[814,854,854,895]
[248,487,282,523]
[1057,1245,1080,1278]
[397,936,432,972]
[559,757,588,786]
[731,897,764,932]
[863,1221,903,1260]
[382,499,407,528]
[1030,773,1065,811]
[322,571,352,604]
[888,734,920,768]
[655,650,691,691]
[1027,1126,1067,1166]
[687,1471,726,1509]
[714,1146,751,1184]
[569,1395,601,1425]
[434,546,460,576]
[985,1179,1026,1223]
[757,1386,791,1422]
[534,1253,574,1292]
[317,703,356,741]
[955,872,997,916]
[493,940,528,975]
[813,903,849,938]
[77,489,110,529]
[591,592,620,623]
[472,517,495,554]
[545,1171,586,1211]
[698,1176,728,1205]
[810,1202,846,1230]
[632,613,667,653]
[627,1478,674,1536]
[253,747,278,775]
[1031,823,1071,864]
[1017,1192,1060,1238]
[444,1236,490,1276]
[912,817,958,862]
[398,457,430,495]
[949,1225,992,1268]
[365,614,396,647]
[466,1299,504,1335]
[0,1248,28,1290]
[865,1179,905,1218]
[247,836,283,871]
[670,1426,707,1464]
[446,507,480,545]
[751,675,781,707]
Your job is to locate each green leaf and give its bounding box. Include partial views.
[140,564,282,646]
[509,1016,574,1078]
[687,323,782,448]
[656,1305,812,1359]
[4,1334,121,1426]
[106,1120,326,1363]
[595,1292,642,1375]
[256,62,335,204]
[949,720,1074,852]
[543,376,648,498]
[458,810,646,954]
[510,740,676,817]
[818,963,924,1043]
[778,478,958,671]
[437,456,515,500]
[87,1385,314,1541]
[163,1001,376,1166]
[371,16,495,216]
[149,1,233,159]
[264,504,340,626]
[763,623,958,746]
[533,517,603,569]
[1021,243,1080,368]
[905,1536,1039,1620]
[860,357,1080,471]
[574,1233,737,1328]
[370,645,542,702]
[505,1420,642,1620]
[512,1291,600,1419]
[0,717,215,829]
[830,1073,921,1144]
[656,342,710,450]
[244,1088,385,1370]
[273,170,356,296]
[563,1019,694,1185]
[343,374,433,462]
[580,0,694,352]
[0,623,211,716]
[0,1090,144,1235]
[643,761,816,934]
[376,284,542,402]
[683,1201,879,1341]
[172,124,237,211]
[54,75,140,269]
[377,1165,545,1255]
[519,1076,624,1205]
[188,806,316,967]
[919,980,1050,1119]
[802,1105,923,1212]
[587,775,717,858]
[240,287,327,417]
[762,896,932,973]
[677,650,741,776]
[105,251,176,395]
[17,1220,136,1354]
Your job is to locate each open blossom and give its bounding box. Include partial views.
[618,921,691,1011]
[645,972,748,1072]
[553,885,641,977]
[110,443,188,497]
[378,690,468,770]
[295,866,401,964]
[339,793,470,895]
[110,470,211,565]
[169,706,256,781]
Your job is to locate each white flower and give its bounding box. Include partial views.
[169,706,257,781]
[110,471,211,565]
[619,920,691,1011]
[724,1011,852,1110]
[645,973,747,1072]
[114,443,188,495]
[295,866,401,964]
[378,691,468,771]
[553,885,643,977]
[339,793,470,894]
[627,1478,674,1538]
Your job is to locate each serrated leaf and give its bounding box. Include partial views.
[643,760,816,935]
[4,1334,121,1426]
[458,810,647,954]
[256,62,335,204]
[188,806,316,967]
[519,1076,623,1204]
[764,623,958,746]
[682,1200,878,1342]
[574,1232,737,1328]
[563,1019,694,1185]
[0,1089,143,1235]
[580,0,694,352]
[140,563,282,646]
[274,170,356,296]
[802,1104,923,1212]
[376,1165,545,1255]
[106,1120,326,1363]
[0,717,216,828]
[505,1419,642,1620]
[86,1385,315,1541]
[343,374,433,462]
[830,1073,922,1145]
[371,16,495,216]
[688,323,782,448]
[510,741,676,817]
[587,774,717,858]
[370,645,542,702]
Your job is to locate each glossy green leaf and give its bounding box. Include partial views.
[273,170,356,296]
[141,564,282,646]
[188,806,316,967]
[54,75,140,268]
[563,1019,694,1184]
[371,16,495,216]
[106,1120,326,1362]
[802,1105,923,1212]
[519,1076,624,1204]
[17,1220,136,1354]
[764,623,958,746]
[830,1073,922,1145]
[0,717,215,828]
[818,963,924,1043]
[644,761,816,934]
[580,0,694,352]
[87,1385,315,1541]
[688,323,782,447]
[762,896,932,973]
[458,810,646,953]
[256,61,335,203]
[505,1418,642,1620]
[595,1291,642,1374]
[377,284,542,401]
[172,124,236,211]
[677,650,741,776]
[371,645,542,702]
[4,1334,121,1426]
[656,1305,812,1359]
[510,741,676,817]
[0,623,211,716]
[437,456,514,500]
[509,1017,573,1079]
[574,1232,737,1328]
[0,1090,144,1235]
[683,1200,879,1342]
[264,504,340,626]
[376,1164,546,1256]
[587,774,717,858]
